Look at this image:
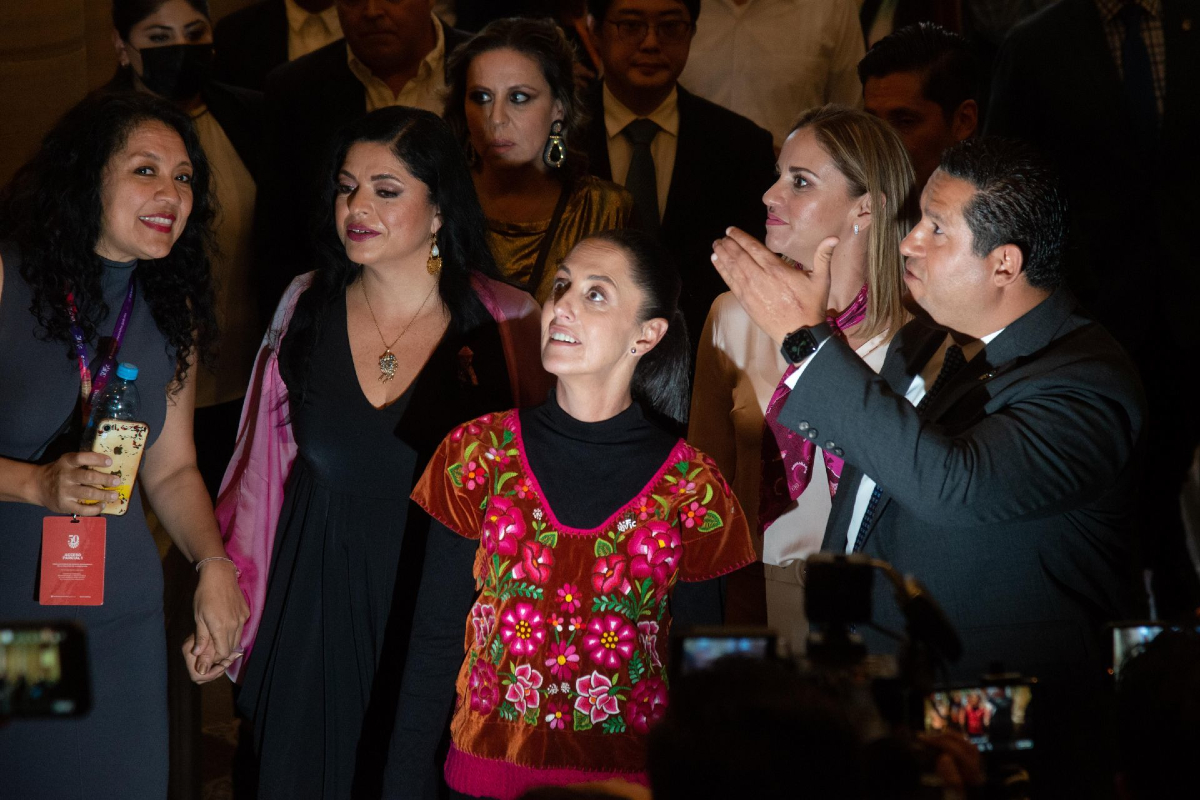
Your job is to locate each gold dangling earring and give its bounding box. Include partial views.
[542,120,566,169]
[427,232,442,276]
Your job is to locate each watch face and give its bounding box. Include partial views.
[782,328,818,364]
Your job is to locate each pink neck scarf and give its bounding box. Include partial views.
[758,283,868,535]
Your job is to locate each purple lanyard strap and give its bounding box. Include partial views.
[66,276,137,422]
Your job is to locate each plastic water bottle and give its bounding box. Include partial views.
[81,362,142,450]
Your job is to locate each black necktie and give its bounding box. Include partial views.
[622,118,660,232]
[1118,1,1159,148]
[851,345,967,553]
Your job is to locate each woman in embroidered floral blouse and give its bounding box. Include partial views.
[382,229,755,799]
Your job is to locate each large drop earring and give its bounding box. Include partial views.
[543,120,566,169]
[427,233,442,276]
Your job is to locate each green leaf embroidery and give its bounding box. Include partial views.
[687,466,703,480]
[675,461,689,476]
[464,441,479,462]
[523,708,540,726]
[537,530,559,548]
[594,538,615,558]
[511,582,545,600]
[653,494,671,516]
[490,638,505,666]
[494,471,518,493]
[502,428,514,447]
[467,650,479,673]
[498,701,519,721]
[601,716,627,734]
[489,431,500,448]
[628,651,646,685]
[698,509,724,533]
[448,463,464,487]
[701,483,713,506]
[574,709,593,731]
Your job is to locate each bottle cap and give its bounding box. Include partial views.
[116,362,139,381]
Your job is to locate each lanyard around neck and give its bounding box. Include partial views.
[66,276,137,422]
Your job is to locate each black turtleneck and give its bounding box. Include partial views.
[519,392,680,530]
[383,398,724,796]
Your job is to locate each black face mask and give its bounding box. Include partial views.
[135,44,213,101]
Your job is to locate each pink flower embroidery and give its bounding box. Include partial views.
[680,501,707,529]
[499,602,546,657]
[470,602,497,648]
[670,480,696,497]
[515,477,536,500]
[544,699,568,729]
[583,614,637,669]
[574,671,621,724]
[468,660,500,716]
[637,620,662,669]
[626,676,669,733]
[568,616,583,633]
[482,496,526,556]
[512,541,554,584]
[592,554,630,595]
[484,445,510,466]
[463,460,487,492]
[545,641,581,679]
[504,663,544,715]
[633,495,655,520]
[450,416,489,442]
[556,583,583,613]
[627,521,683,586]
[547,613,564,631]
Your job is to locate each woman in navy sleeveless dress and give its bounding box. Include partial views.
[0,92,247,798]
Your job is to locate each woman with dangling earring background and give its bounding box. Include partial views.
[210,107,550,800]
[443,17,634,304]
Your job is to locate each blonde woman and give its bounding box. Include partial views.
[689,105,915,650]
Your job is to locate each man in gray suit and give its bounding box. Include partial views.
[714,137,1145,790]
[713,136,1145,678]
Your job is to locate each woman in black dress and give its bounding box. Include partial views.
[217,107,547,799]
[0,91,248,798]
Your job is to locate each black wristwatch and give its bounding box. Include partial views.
[780,322,834,365]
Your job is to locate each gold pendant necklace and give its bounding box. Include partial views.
[360,278,439,382]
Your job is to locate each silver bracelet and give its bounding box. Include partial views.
[194,555,241,578]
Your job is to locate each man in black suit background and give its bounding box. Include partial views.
[987,0,1200,617]
[713,138,1146,792]
[256,0,468,312]
[580,0,775,351]
[213,0,343,91]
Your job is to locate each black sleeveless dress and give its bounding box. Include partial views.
[236,291,514,799]
[0,243,175,799]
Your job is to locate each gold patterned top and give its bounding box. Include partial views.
[487,175,635,303]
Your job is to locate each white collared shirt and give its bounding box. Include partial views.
[347,13,447,114]
[284,0,342,61]
[602,83,680,221]
[678,0,864,149]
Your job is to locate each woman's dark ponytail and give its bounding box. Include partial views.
[585,229,691,429]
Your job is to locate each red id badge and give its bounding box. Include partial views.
[40,516,106,606]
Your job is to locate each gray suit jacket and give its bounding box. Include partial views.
[779,288,1146,682]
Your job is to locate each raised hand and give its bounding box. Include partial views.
[711,227,838,346]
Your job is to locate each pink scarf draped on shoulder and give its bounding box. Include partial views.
[214,272,551,682]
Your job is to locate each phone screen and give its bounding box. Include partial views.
[923,683,1035,753]
[679,635,774,675]
[0,622,90,717]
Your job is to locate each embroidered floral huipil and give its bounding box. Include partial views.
[411,409,755,798]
